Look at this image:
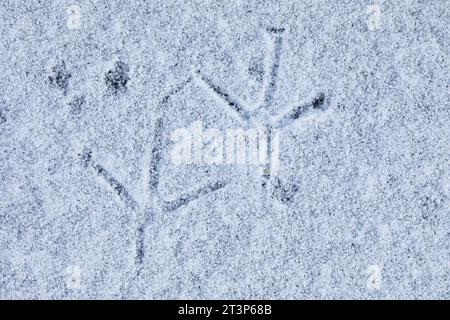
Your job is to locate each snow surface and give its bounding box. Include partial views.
[0,0,449,299]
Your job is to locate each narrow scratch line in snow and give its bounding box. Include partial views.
[261,126,273,189]
[161,77,192,104]
[194,70,251,123]
[259,29,284,110]
[135,225,145,272]
[148,77,193,193]
[91,163,139,210]
[274,93,328,128]
[162,179,229,212]
[80,148,138,210]
[80,148,144,272]
[266,27,285,34]
[148,117,165,193]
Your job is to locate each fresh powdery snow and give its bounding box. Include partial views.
[0,0,449,299]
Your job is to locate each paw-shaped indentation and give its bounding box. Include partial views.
[48,61,71,94]
[105,61,129,93]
